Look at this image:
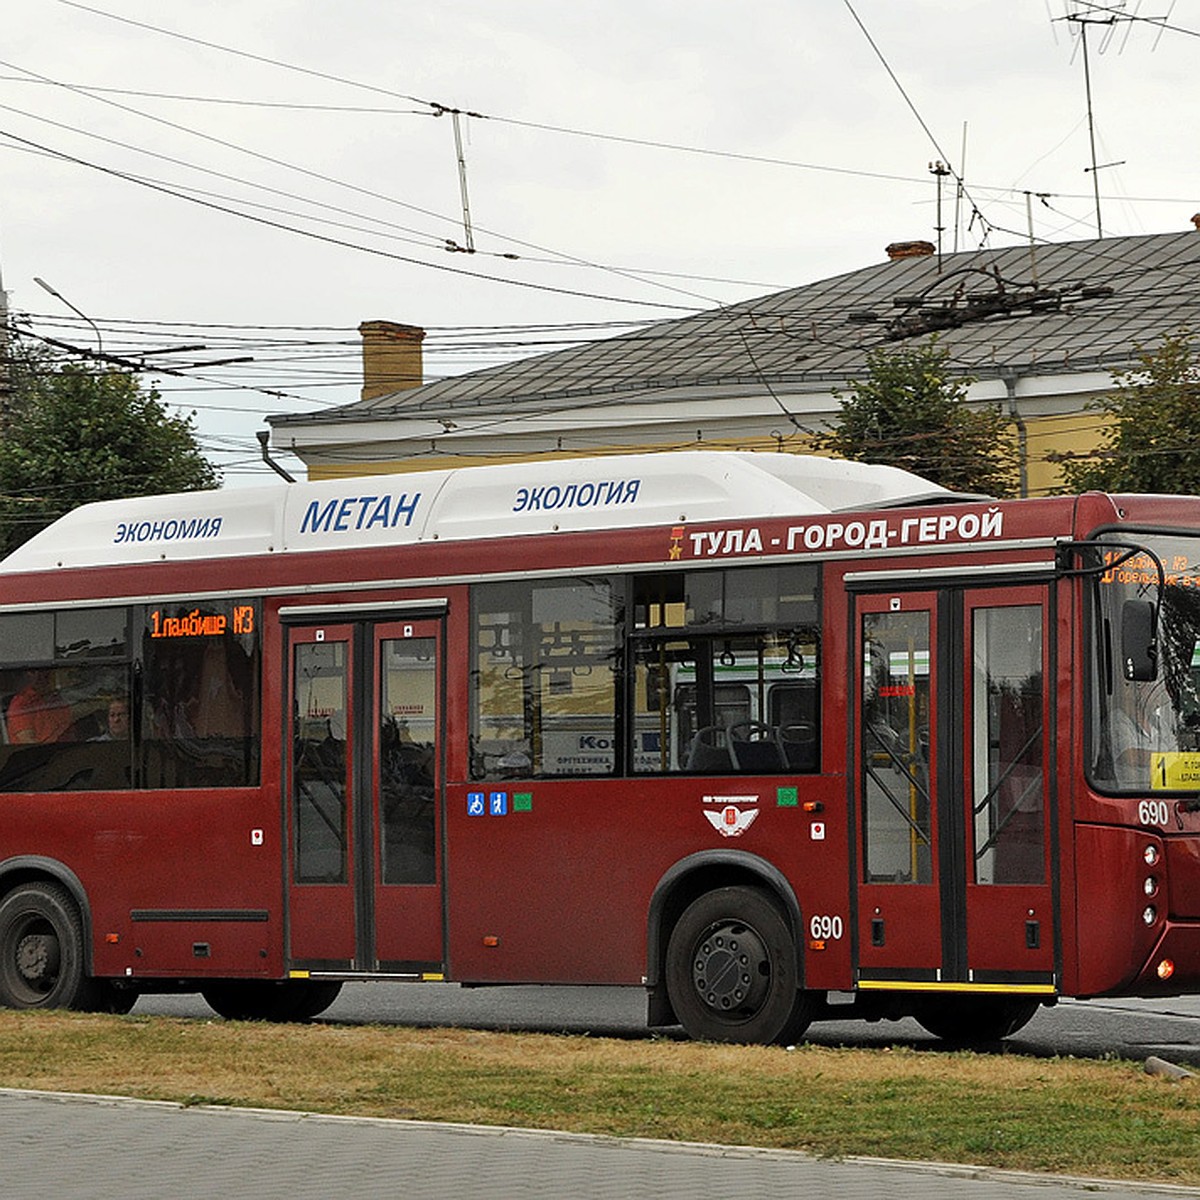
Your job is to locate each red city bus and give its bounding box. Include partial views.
[0,450,1198,1044]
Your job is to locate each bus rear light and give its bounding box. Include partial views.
[1144,845,1161,866]
[1142,906,1158,926]
[1158,959,1176,981]
[1144,876,1159,896]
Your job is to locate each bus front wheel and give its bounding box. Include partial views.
[0,882,95,1010]
[665,886,813,1045]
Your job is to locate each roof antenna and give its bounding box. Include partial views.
[929,160,951,270]
[953,122,967,253]
[1061,5,1135,238]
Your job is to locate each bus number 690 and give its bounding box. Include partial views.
[809,914,843,940]
[1139,799,1170,828]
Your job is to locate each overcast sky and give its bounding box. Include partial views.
[3,1,1197,482]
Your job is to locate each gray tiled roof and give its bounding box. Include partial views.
[275,230,1200,426]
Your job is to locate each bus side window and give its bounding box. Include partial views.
[470,577,618,781]
[0,663,132,791]
[140,603,261,789]
[777,723,818,771]
[770,684,819,772]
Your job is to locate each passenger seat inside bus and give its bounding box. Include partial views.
[685,725,734,771]
[776,722,818,771]
[728,721,786,771]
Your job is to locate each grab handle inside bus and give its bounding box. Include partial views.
[1121,598,1158,681]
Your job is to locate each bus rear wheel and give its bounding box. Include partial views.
[0,882,95,1010]
[201,980,343,1022]
[665,886,812,1045]
[914,995,1040,1044]
[87,981,139,1015]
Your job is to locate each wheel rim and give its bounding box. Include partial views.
[8,915,61,1003]
[690,918,771,1020]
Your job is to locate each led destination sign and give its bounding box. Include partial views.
[147,602,257,641]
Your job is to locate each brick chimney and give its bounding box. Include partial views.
[359,320,425,402]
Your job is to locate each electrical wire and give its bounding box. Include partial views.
[2,45,725,306]
[0,126,701,311]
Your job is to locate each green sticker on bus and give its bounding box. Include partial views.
[514,792,533,812]
[777,786,798,807]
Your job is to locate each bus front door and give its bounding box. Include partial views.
[286,619,444,975]
[854,587,1056,1001]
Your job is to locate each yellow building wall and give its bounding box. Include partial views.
[303,412,1107,499]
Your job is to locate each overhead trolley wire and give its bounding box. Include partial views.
[8,32,728,309]
[0,127,700,312]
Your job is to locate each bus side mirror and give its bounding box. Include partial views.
[1121,599,1158,681]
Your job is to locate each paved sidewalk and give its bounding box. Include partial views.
[2,1087,1198,1200]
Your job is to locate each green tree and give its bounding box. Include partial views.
[0,347,220,556]
[814,336,1018,497]
[1058,332,1200,496]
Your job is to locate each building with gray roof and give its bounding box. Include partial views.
[268,228,1200,496]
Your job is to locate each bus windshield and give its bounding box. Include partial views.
[1088,534,1200,792]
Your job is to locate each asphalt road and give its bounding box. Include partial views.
[134,984,1200,1066]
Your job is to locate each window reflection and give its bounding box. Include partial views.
[379,638,437,885]
[0,601,259,793]
[1089,539,1200,791]
[972,606,1044,885]
[293,641,347,884]
[861,612,932,884]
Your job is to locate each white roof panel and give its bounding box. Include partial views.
[0,452,957,573]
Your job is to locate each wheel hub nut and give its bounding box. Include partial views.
[16,934,57,983]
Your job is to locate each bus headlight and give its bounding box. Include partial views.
[1143,905,1158,926]
[1144,876,1159,896]
[1144,845,1160,866]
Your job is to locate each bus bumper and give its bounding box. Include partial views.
[1129,921,1200,994]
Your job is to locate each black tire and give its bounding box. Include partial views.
[665,886,813,1045]
[0,882,98,1010]
[914,995,1040,1044]
[87,980,139,1015]
[280,980,342,1021]
[202,979,342,1022]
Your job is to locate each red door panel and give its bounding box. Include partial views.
[856,593,941,979]
[287,618,445,973]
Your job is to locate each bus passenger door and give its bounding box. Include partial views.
[961,588,1055,984]
[853,587,1056,993]
[288,624,357,967]
[855,593,943,980]
[286,619,445,974]
[371,621,443,970]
